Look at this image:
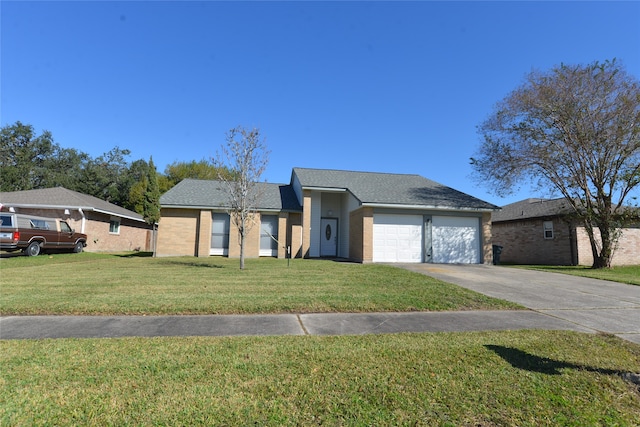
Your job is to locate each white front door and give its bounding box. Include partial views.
[320,218,338,257]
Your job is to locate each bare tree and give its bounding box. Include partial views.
[212,126,270,269]
[472,59,640,268]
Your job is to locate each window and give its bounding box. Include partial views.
[60,221,72,233]
[211,213,230,255]
[0,215,13,227]
[30,219,51,230]
[543,221,554,239]
[109,217,121,234]
[260,215,279,256]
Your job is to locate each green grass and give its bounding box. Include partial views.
[516,264,640,286]
[0,252,520,315]
[2,330,639,426]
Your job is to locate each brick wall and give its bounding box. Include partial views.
[196,210,212,258]
[348,206,373,263]
[492,217,575,265]
[481,212,493,264]
[228,213,261,259]
[302,190,312,258]
[576,226,640,266]
[288,213,303,258]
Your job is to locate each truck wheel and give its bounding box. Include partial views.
[73,242,84,253]
[25,242,41,257]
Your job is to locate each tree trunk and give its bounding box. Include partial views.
[585,220,614,269]
[593,224,614,269]
[239,217,246,270]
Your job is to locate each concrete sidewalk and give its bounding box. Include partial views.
[0,310,592,340]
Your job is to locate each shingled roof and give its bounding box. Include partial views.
[160,179,302,212]
[292,168,497,211]
[0,187,145,222]
[492,198,575,222]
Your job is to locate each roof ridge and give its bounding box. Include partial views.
[293,166,422,178]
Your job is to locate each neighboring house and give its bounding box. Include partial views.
[0,187,154,252]
[491,198,640,266]
[157,167,498,264]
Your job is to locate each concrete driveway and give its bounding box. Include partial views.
[398,264,640,344]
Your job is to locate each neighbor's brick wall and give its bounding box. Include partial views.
[576,226,640,266]
[156,208,199,257]
[83,213,151,252]
[492,218,574,265]
[10,207,152,253]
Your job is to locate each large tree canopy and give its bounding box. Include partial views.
[472,59,640,268]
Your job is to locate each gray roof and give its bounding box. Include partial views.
[0,187,145,222]
[160,179,302,212]
[492,198,575,222]
[292,168,497,210]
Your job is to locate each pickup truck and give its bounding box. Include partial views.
[0,213,87,256]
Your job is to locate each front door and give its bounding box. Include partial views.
[320,218,338,257]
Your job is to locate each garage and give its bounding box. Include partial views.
[373,214,423,263]
[432,216,480,264]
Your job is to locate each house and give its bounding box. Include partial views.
[157,167,498,263]
[0,187,154,252]
[491,198,640,266]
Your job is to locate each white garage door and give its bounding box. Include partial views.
[373,214,423,263]
[432,216,480,264]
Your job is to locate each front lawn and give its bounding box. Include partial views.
[0,253,519,315]
[2,330,639,426]
[517,264,640,286]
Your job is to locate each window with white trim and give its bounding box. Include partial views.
[543,221,554,239]
[109,217,121,234]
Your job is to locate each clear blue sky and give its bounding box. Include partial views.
[2,1,639,206]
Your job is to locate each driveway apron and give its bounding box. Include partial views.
[399,264,640,344]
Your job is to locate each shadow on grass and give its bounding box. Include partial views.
[116,252,154,258]
[485,345,640,388]
[161,260,224,268]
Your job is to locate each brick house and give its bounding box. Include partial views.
[157,167,498,264]
[491,198,640,266]
[0,187,154,252]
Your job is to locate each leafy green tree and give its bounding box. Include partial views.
[79,147,132,205]
[43,147,89,190]
[144,157,160,225]
[472,59,640,268]
[160,159,235,193]
[0,122,56,191]
[126,158,160,224]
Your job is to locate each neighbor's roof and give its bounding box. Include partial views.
[292,167,498,211]
[160,179,302,212]
[492,198,575,222]
[0,187,145,222]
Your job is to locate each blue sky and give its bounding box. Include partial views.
[2,1,639,206]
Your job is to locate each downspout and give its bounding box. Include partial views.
[78,208,86,233]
